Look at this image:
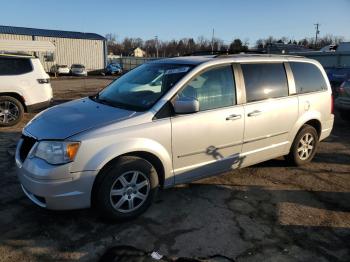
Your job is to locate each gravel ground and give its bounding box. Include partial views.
[0,77,349,262]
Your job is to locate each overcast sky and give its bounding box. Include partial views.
[1,0,349,45]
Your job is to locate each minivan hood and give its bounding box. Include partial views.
[24,98,137,140]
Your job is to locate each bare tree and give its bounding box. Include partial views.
[105,33,346,57]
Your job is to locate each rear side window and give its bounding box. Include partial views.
[290,62,327,94]
[0,57,33,75]
[241,63,289,102]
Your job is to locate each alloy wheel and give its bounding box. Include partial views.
[0,100,19,124]
[109,170,150,213]
[297,132,315,160]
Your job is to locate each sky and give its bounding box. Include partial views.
[1,0,350,45]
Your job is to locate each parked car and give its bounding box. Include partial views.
[104,63,122,75]
[335,79,350,120]
[325,67,350,92]
[70,64,87,76]
[0,54,53,126]
[16,55,334,220]
[50,64,70,75]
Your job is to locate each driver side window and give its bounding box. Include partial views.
[178,65,236,111]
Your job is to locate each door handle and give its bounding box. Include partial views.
[247,110,262,117]
[226,114,242,121]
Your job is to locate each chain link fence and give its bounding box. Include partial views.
[108,56,160,71]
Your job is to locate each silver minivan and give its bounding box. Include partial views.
[16,55,334,220]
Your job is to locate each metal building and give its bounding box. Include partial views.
[0,25,106,72]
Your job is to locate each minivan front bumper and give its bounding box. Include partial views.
[15,139,98,210]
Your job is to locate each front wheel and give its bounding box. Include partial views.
[93,156,159,221]
[0,96,24,127]
[285,125,319,166]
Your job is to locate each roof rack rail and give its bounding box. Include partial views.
[183,50,272,57]
[215,53,305,58]
[182,50,229,56]
[214,50,266,57]
[178,50,305,59]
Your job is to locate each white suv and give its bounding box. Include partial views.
[0,54,53,126]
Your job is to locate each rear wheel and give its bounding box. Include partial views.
[285,125,319,166]
[0,96,24,127]
[93,156,159,221]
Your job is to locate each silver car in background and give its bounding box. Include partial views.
[15,54,334,220]
[70,64,87,76]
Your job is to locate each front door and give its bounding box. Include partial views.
[171,65,244,184]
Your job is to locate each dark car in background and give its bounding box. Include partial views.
[325,67,350,97]
[335,79,350,121]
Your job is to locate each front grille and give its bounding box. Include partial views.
[19,135,37,162]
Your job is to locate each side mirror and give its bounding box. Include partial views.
[173,97,199,114]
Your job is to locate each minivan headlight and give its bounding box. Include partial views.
[33,141,80,165]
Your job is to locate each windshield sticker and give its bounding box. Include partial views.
[165,67,190,75]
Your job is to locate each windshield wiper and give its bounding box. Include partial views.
[89,95,136,111]
[89,94,113,106]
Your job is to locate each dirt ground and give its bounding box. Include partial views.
[0,77,349,262]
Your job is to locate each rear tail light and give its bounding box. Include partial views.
[331,95,334,114]
[37,78,50,84]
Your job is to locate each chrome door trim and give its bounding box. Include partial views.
[174,153,240,174]
[243,131,288,144]
[177,141,242,158]
[241,141,289,157]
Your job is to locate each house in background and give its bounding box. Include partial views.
[0,25,107,72]
[131,47,146,57]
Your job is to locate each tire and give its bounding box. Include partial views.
[0,96,24,127]
[93,156,159,221]
[285,124,319,166]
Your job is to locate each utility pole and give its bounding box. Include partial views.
[314,23,320,48]
[211,28,214,54]
[155,35,159,58]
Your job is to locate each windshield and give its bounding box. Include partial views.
[96,63,193,111]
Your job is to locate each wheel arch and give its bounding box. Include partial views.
[0,92,27,112]
[286,111,322,154]
[91,150,166,206]
[303,119,322,139]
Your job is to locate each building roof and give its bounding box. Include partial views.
[0,25,105,41]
